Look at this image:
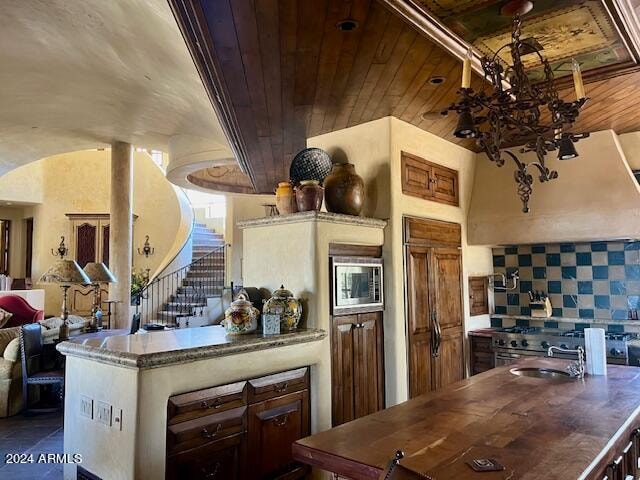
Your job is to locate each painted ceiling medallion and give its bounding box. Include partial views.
[416,0,632,82]
[444,12,589,213]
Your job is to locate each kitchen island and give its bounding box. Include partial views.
[294,358,640,479]
[57,325,326,480]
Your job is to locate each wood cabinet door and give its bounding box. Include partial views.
[431,164,459,206]
[406,245,434,398]
[331,315,356,426]
[431,248,463,331]
[75,222,97,268]
[166,433,245,480]
[431,247,464,389]
[469,276,489,316]
[433,329,464,390]
[353,312,385,420]
[401,153,433,201]
[247,390,309,479]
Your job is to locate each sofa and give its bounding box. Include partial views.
[0,327,22,417]
[0,295,44,328]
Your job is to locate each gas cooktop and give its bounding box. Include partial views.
[491,325,638,363]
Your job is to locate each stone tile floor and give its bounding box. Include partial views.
[0,411,64,479]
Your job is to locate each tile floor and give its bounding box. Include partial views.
[0,412,64,479]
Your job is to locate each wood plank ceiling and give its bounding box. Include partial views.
[170,0,640,194]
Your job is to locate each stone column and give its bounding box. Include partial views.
[109,142,133,329]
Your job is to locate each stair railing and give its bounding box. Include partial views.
[134,245,226,327]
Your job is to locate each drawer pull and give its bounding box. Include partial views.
[201,424,222,439]
[201,398,223,410]
[202,462,221,479]
[272,414,289,427]
[274,381,288,393]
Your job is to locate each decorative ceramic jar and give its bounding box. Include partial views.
[275,182,297,215]
[223,291,259,334]
[263,285,302,331]
[295,180,324,212]
[323,163,365,216]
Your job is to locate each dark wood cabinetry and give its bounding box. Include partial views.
[329,243,385,428]
[331,312,385,426]
[469,333,494,375]
[248,390,309,479]
[401,151,459,207]
[166,368,310,480]
[468,276,489,316]
[404,217,464,398]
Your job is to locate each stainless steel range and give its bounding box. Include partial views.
[491,326,637,366]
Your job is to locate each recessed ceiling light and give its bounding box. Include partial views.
[336,19,359,31]
[428,76,446,85]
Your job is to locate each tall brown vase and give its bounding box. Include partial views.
[323,163,365,216]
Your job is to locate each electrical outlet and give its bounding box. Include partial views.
[80,395,93,419]
[96,401,112,426]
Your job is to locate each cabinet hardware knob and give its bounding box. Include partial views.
[274,381,289,392]
[201,424,222,439]
[272,414,289,427]
[201,398,223,409]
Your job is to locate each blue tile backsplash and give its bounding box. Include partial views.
[493,241,640,320]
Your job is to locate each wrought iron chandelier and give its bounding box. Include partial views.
[444,13,589,213]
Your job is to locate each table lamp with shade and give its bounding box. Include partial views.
[39,259,91,341]
[82,262,117,332]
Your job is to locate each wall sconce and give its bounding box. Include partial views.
[51,236,68,258]
[137,235,155,257]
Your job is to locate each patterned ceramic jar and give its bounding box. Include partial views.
[223,291,259,334]
[263,285,302,331]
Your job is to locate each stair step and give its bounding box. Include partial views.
[157,310,193,318]
[163,306,205,313]
[189,264,225,270]
[177,286,223,294]
[165,301,207,308]
[182,280,224,288]
[171,294,208,302]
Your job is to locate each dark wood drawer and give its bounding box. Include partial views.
[248,367,309,404]
[168,381,247,425]
[167,405,247,455]
[470,336,493,353]
[166,432,246,480]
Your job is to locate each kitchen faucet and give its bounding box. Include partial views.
[547,345,585,379]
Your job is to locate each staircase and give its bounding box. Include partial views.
[137,223,226,327]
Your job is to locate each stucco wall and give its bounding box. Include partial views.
[468,130,640,245]
[618,131,640,170]
[0,149,190,314]
[307,117,493,407]
[225,194,275,286]
[242,218,385,439]
[0,160,44,204]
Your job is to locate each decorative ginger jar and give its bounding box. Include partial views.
[223,291,259,334]
[263,285,302,331]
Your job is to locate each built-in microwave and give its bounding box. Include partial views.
[331,256,383,315]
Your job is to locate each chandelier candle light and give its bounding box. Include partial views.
[445,12,589,212]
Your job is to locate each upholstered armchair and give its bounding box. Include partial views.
[0,327,22,417]
[0,295,44,328]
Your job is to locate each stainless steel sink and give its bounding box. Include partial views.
[510,367,573,379]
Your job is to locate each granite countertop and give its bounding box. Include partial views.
[237,211,388,229]
[56,325,327,370]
